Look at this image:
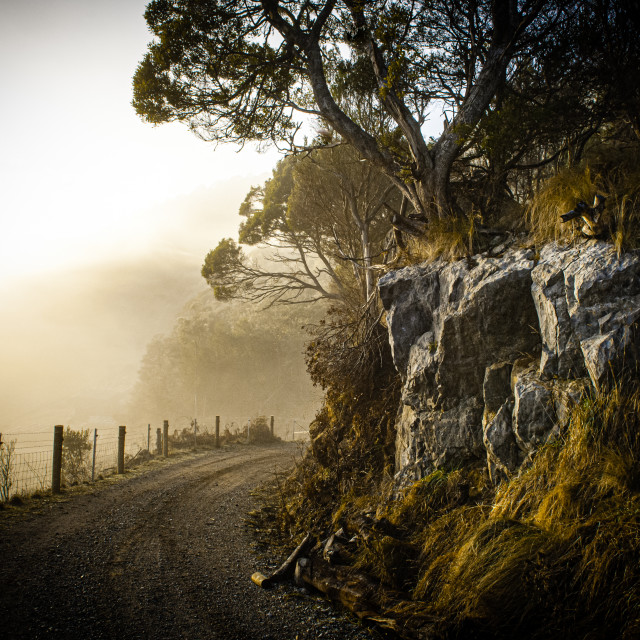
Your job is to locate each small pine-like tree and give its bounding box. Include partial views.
[62,428,92,485]
[0,440,15,502]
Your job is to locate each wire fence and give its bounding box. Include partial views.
[0,416,310,502]
[193,416,310,442]
[0,426,130,499]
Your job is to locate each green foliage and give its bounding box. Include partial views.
[62,428,92,486]
[134,1,621,219]
[134,0,297,143]
[238,158,296,245]
[201,237,245,301]
[203,146,395,307]
[0,439,16,502]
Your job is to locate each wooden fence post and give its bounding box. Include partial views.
[147,424,151,451]
[117,426,126,474]
[193,418,197,449]
[91,428,97,482]
[163,420,169,457]
[156,428,162,455]
[270,416,274,437]
[52,425,63,494]
[215,416,220,448]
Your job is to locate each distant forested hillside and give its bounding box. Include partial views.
[129,289,323,427]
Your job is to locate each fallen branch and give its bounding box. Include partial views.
[251,532,314,588]
[251,525,428,638]
[294,555,381,619]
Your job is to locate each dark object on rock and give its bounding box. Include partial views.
[560,199,589,222]
[560,194,607,237]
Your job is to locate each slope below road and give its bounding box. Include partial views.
[0,443,375,640]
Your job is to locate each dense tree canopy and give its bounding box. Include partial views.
[134,0,587,220]
[134,1,640,222]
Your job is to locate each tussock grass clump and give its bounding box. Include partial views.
[527,167,600,245]
[404,214,481,264]
[527,141,640,250]
[376,380,640,639]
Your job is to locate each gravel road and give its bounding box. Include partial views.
[0,442,378,640]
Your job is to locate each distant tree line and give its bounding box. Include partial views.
[129,292,323,424]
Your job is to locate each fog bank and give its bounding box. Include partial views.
[0,177,268,430]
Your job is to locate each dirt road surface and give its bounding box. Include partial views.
[0,443,376,640]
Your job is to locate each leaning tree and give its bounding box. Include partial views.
[201,147,398,308]
[133,0,573,221]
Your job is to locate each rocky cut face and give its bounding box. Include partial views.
[379,240,640,485]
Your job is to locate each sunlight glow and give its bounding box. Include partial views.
[0,0,278,283]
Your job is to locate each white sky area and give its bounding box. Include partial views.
[0,0,278,282]
[0,0,280,428]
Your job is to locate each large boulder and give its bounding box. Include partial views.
[532,242,640,387]
[379,247,539,480]
[379,240,640,485]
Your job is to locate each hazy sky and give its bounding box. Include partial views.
[0,0,278,281]
[0,0,280,427]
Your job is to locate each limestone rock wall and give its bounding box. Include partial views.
[378,241,640,485]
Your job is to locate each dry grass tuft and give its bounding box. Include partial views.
[526,167,600,245]
[527,141,640,249]
[404,212,482,264]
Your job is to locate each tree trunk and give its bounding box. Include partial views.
[299,0,525,224]
[360,223,373,300]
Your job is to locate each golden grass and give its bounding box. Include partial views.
[365,380,640,639]
[402,212,481,264]
[526,167,600,245]
[527,141,640,250]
